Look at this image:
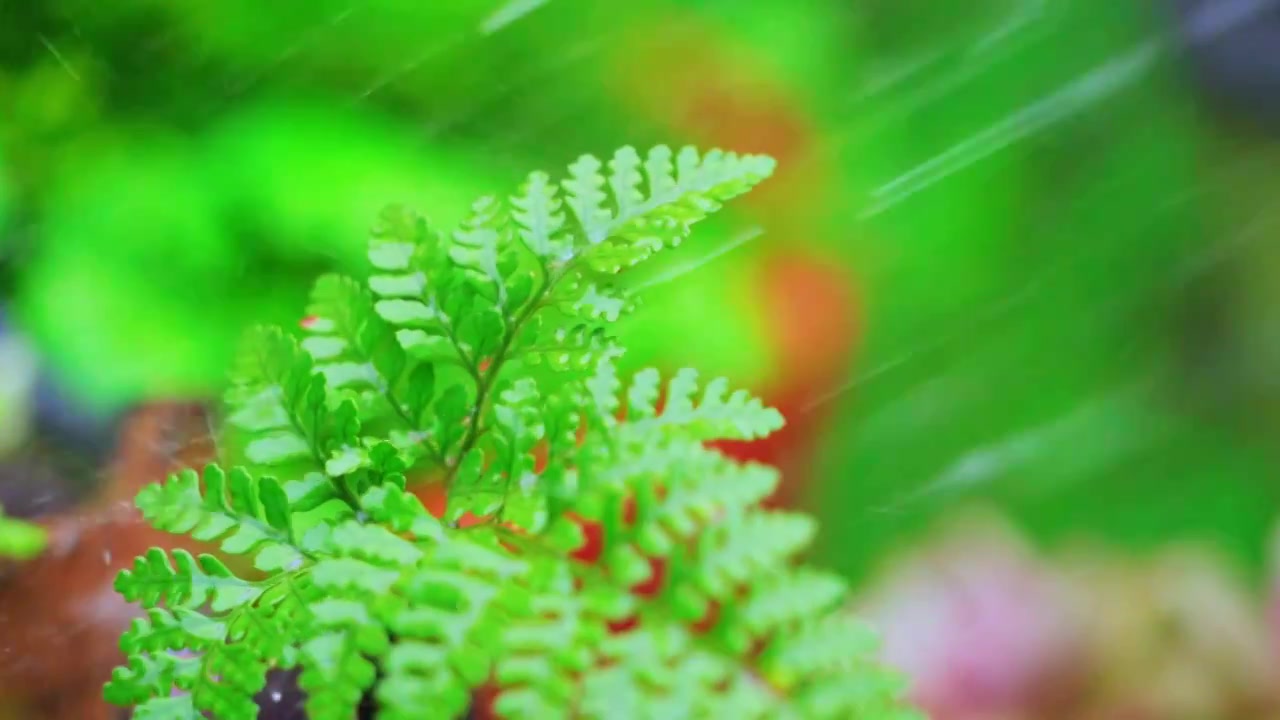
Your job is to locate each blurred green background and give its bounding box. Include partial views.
[4,0,1280,716]
[12,1,1280,717]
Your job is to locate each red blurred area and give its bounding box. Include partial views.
[716,251,862,508]
[606,9,831,219]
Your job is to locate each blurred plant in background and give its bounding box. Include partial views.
[858,509,1280,720]
[1,0,858,419]
[809,0,1280,584]
[1061,542,1279,719]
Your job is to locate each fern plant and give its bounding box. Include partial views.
[105,145,921,719]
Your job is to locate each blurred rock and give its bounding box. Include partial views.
[0,306,123,470]
[1171,0,1280,131]
[31,371,123,467]
[0,402,215,720]
[0,457,80,521]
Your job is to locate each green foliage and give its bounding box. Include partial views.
[107,146,919,719]
[0,507,45,559]
[13,101,499,413]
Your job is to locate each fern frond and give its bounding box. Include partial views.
[694,511,816,595]
[761,615,925,720]
[106,610,223,705]
[108,145,920,720]
[225,326,362,478]
[374,536,531,720]
[303,275,408,404]
[492,562,604,719]
[622,367,784,443]
[116,548,263,611]
[445,377,551,528]
[107,629,205,704]
[637,455,780,557]
[736,568,849,637]
[359,482,445,542]
[450,195,515,304]
[194,640,277,719]
[561,145,775,272]
[129,695,202,720]
[510,171,572,262]
[301,273,447,471]
[298,599,388,720]
[135,465,318,571]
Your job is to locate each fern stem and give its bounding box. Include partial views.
[384,385,416,430]
[444,267,554,488]
[443,321,481,384]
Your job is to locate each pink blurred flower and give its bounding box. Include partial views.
[1266,524,1280,688]
[856,511,1086,720]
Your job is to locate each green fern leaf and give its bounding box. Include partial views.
[303,275,406,395]
[301,274,445,468]
[450,196,513,302]
[374,534,532,720]
[447,377,547,527]
[225,326,361,474]
[115,548,263,612]
[195,641,275,719]
[359,482,446,543]
[737,568,849,636]
[128,695,202,720]
[135,465,310,572]
[510,171,572,261]
[693,511,816,597]
[107,145,920,720]
[561,145,775,273]
[623,367,784,443]
[106,610,222,704]
[299,601,388,720]
[494,563,602,720]
[759,613,882,682]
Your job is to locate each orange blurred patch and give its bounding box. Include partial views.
[604,11,829,216]
[714,251,862,507]
[760,251,861,388]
